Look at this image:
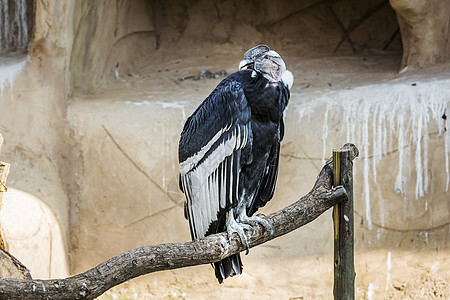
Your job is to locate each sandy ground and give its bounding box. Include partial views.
[97,249,450,299]
[102,49,406,96]
[103,46,450,96]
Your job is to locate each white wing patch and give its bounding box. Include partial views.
[180,123,249,239]
[179,123,232,176]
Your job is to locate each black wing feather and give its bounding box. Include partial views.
[179,77,252,240]
[246,81,290,216]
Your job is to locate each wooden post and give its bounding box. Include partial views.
[333,149,355,299]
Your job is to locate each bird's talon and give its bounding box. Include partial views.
[238,214,274,237]
[226,210,251,253]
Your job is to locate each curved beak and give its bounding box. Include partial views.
[239,58,254,70]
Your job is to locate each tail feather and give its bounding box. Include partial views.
[213,253,243,283]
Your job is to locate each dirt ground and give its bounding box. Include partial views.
[97,249,450,299]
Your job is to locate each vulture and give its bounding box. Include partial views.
[178,45,293,283]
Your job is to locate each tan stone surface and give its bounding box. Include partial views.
[0,1,448,298]
[0,188,69,279]
[390,0,450,70]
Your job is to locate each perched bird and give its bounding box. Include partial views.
[178,45,293,283]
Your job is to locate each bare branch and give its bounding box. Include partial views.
[0,144,358,300]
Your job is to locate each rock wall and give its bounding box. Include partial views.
[69,0,156,95]
[0,0,449,298]
[390,0,450,70]
[68,0,402,95]
[0,1,75,278]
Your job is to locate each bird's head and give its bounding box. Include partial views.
[239,45,293,89]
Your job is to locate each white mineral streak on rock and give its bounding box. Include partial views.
[367,282,375,300]
[295,79,450,230]
[0,57,26,97]
[385,251,391,293]
[124,100,187,125]
[445,119,450,191]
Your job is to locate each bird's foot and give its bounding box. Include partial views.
[237,212,274,236]
[226,210,253,255]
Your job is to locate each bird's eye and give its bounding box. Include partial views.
[263,55,269,59]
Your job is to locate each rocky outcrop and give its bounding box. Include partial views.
[390,0,450,70]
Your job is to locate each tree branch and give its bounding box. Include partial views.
[0,144,358,300]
